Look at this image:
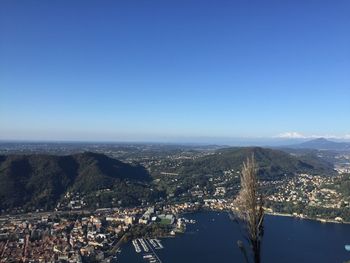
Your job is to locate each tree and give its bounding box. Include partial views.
[234,155,264,263]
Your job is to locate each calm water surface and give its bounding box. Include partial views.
[118,211,350,263]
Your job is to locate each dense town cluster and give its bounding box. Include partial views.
[0,203,201,263]
[263,173,350,222]
[266,174,349,207]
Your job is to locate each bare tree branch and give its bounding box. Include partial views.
[234,155,264,263]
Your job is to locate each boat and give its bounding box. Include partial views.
[154,239,163,249]
[345,245,350,252]
[138,238,149,252]
[132,239,141,253]
[149,239,158,248]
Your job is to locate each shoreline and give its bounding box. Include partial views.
[193,208,350,225]
[191,209,350,225]
[264,211,350,225]
[1,206,350,226]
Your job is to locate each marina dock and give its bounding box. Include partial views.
[132,238,163,263]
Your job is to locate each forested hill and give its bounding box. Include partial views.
[0,148,337,212]
[0,152,151,211]
[178,147,336,179]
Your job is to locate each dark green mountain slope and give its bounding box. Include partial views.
[0,152,152,211]
[178,147,335,179]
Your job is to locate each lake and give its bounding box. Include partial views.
[118,211,350,263]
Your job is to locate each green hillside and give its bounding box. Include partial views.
[0,148,336,212]
[0,152,153,211]
[178,147,336,179]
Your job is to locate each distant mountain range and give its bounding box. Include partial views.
[286,138,350,151]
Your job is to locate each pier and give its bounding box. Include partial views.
[131,238,163,263]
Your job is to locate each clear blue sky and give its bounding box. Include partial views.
[1,0,350,142]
